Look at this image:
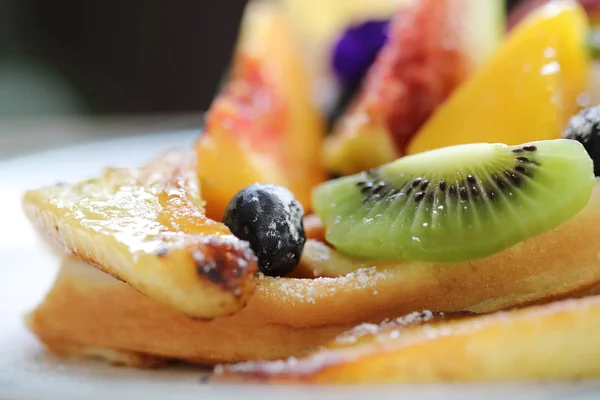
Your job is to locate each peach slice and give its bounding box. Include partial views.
[407,0,590,154]
[196,1,326,221]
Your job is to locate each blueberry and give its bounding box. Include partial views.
[564,106,600,176]
[223,184,306,277]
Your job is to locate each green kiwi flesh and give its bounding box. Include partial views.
[312,139,594,263]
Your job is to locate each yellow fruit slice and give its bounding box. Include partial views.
[407,0,590,154]
[196,1,326,221]
[23,150,258,319]
[323,0,504,176]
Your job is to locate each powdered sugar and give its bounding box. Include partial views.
[264,266,391,305]
[217,351,340,376]
[335,310,440,345]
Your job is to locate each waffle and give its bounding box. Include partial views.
[214,294,600,383]
[23,152,600,366]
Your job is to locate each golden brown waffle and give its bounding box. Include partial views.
[24,152,600,368]
[214,295,600,383]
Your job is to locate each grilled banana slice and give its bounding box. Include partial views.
[214,295,600,383]
[23,150,257,319]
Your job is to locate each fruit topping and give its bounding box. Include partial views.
[508,0,600,30]
[196,1,326,221]
[302,214,326,243]
[22,150,258,319]
[324,0,504,175]
[312,139,594,263]
[407,0,590,155]
[224,184,306,277]
[564,106,600,176]
[331,19,390,91]
[280,0,398,62]
[327,19,390,127]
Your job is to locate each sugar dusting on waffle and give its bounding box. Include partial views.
[258,266,391,304]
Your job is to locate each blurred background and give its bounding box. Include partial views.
[0,0,249,157]
[0,0,248,117]
[0,0,522,156]
[0,0,527,117]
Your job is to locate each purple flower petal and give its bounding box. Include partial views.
[332,19,390,89]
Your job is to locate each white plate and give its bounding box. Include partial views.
[2,131,600,400]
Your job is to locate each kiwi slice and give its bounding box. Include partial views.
[312,139,594,263]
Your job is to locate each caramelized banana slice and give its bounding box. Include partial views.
[23,150,257,319]
[214,295,600,383]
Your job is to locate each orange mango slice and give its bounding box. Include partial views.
[407,0,590,154]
